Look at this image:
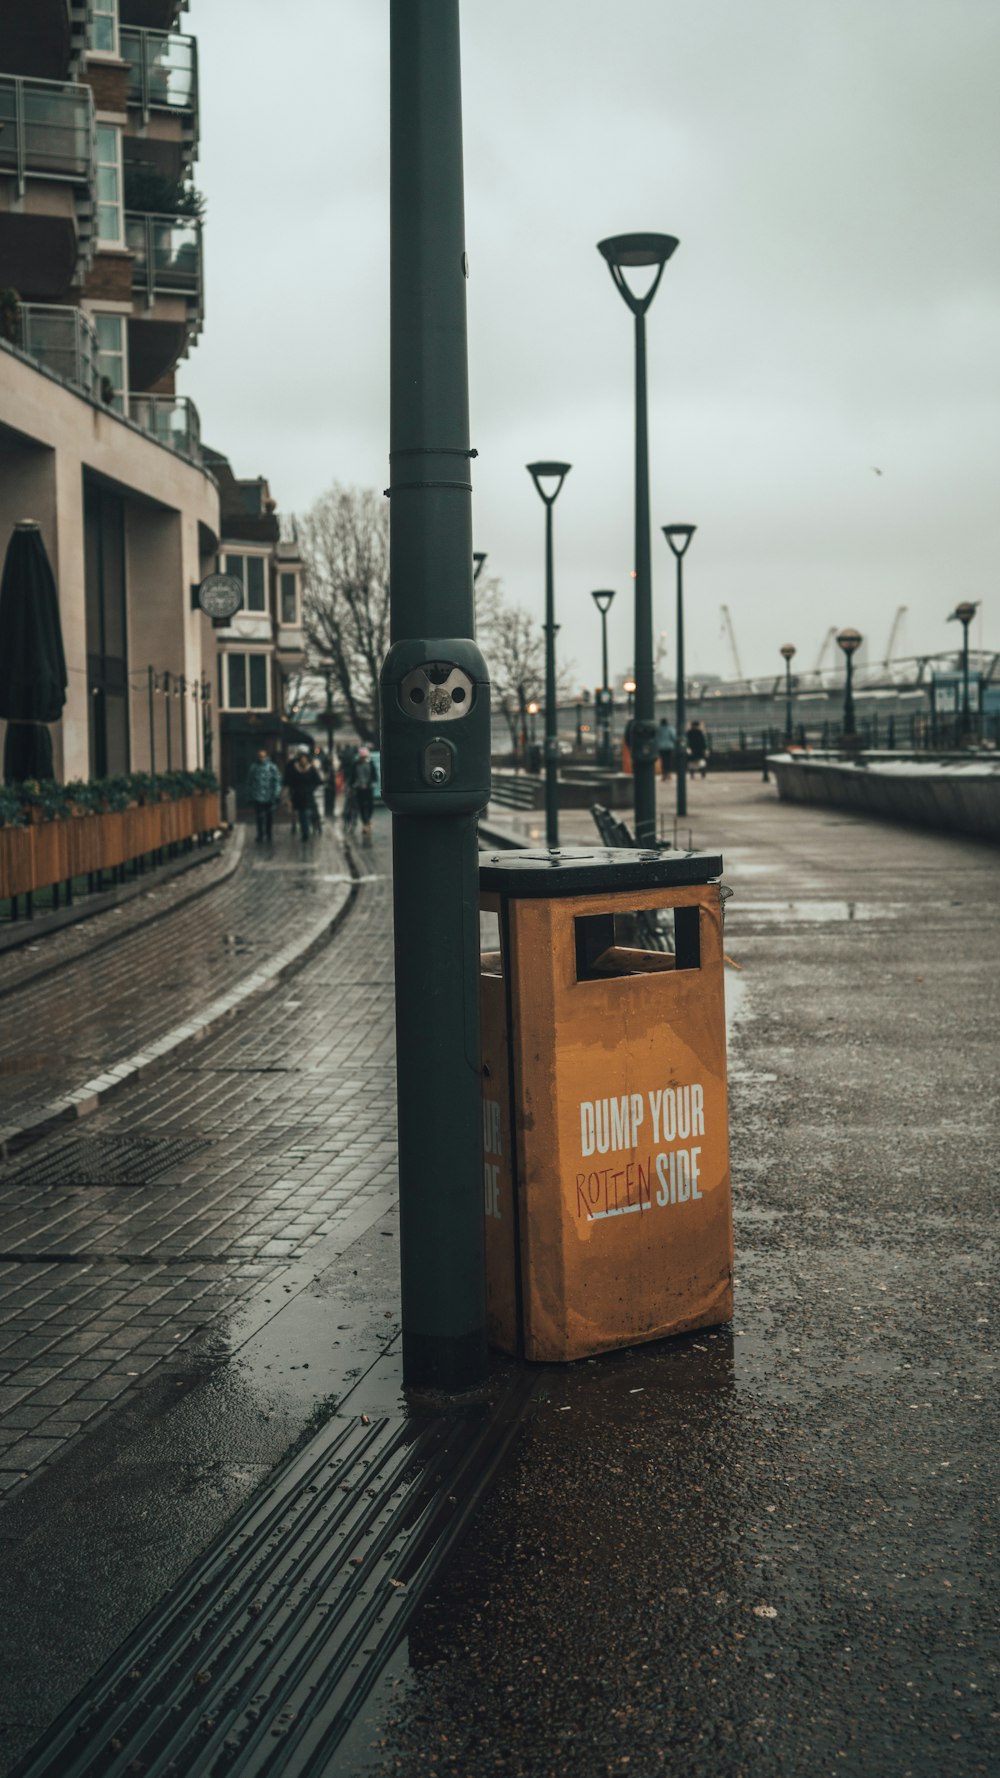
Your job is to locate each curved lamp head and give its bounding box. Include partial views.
[662,524,696,559]
[780,643,797,661]
[591,589,616,615]
[836,627,863,657]
[527,461,571,505]
[949,600,978,626]
[597,232,679,315]
[473,551,487,582]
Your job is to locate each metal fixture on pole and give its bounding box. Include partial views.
[597,230,679,844]
[385,0,488,1391]
[526,462,570,847]
[473,551,487,582]
[836,628,862,739]
[948,600,979,737]
[780,643,796,745]
[591,588,615,767]
[662,525,696,818]
[147,666,156,774]
[164,670,172,769]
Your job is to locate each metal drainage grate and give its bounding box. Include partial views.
[12,1380,534,1778]
[0,1134,211,1190]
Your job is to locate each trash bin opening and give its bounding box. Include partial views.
[480,907,503,977]
[574,906,701,981]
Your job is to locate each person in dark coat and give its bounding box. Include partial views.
[685,719,709,779]
[284,745,322,840]
[353,746,376,836]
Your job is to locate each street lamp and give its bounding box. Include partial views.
[779,643,796,746]
[527,460,571,846]
[836,628,862,739]
[623,677,636,717]
[947,599,979,737]
[662,525,696,818]
[527,699,539,748]
[591,588,616,767]
[473,551,487,582]
[598,229,679,844]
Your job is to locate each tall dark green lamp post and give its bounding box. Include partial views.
[662,524,696,818]
[598,231,679,845]
[836,627,862,739]
[780,643,796,744]
[382,0,489,1391]
[527,461,571,847]
[591,588,616,767]
[948,600,978,737]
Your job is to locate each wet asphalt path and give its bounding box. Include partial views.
[342,779,999,1778]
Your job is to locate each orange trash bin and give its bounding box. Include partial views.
[480,846,733,1362]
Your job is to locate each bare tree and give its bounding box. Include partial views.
[477,580,576,759]
[476,580,543,757]
[296,483,390,744]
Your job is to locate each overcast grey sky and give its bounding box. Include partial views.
[184,0,1000,686]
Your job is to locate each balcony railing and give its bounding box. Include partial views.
[120,28,198,130]
[128,393,201,461]
[18,302,98,396]
[0,73,94,195]
[125,211,202,303]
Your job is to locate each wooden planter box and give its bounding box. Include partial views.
[0,791,221,901]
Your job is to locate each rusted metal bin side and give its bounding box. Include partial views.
[480,847,733,1362]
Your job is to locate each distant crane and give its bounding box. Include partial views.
[813,626,838,677]
[719,605,744,681]
[883,605,908,670]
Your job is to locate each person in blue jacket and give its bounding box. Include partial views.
[246,748,282,841]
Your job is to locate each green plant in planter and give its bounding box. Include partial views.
[0,786,26,828]
[125,771,158,805]
[17,779,73,820]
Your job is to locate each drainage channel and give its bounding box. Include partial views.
[11,1370,536,1778]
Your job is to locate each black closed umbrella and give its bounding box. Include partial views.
[0,520,68,783]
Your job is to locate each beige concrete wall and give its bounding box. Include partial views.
[0,341,219,782]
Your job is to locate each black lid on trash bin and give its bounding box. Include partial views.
[479,846,723,897]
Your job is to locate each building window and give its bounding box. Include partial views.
[89,0,119,56]
[279,572,299,625]
[93,313,126,411]
[225,652,270,712]
[223,552,268,614]
[95,125,124,246]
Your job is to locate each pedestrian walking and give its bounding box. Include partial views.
[284,744,322,840]
[353,746,376,838]
[340,744,359,830]
[246,747,282,842]
[656,715,677,781]
[686,719,709,779]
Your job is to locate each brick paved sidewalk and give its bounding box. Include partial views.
[0,827,241,995]
[0,814,393,1500]
[0,817,358,1150]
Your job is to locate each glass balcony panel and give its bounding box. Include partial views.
[128,393,201,461]
[121,29,197,114]
[0,76,93,181]
[125,213,201,299]
[18,303,99,397]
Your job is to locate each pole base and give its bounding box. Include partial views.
[403,1326,489,1393]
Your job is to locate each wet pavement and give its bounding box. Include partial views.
[0,779,997,1776]
[0,816,354,1147]
[346,780,999,1777]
